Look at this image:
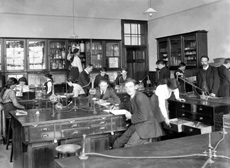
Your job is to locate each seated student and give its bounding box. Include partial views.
[17,76,30,92]
[95,80,121,105]
[66,78,85,97]
[115,68,129,86]
[113,78,163,148]
[94,67,110,88]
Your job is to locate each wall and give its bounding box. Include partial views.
[0,0,149,39]
[148,0,230,71]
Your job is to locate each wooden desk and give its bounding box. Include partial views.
[55,131,230,168]
[168,97,230,132]
[10,106,128,168]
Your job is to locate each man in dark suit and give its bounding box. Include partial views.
[217,58,230,97]
[94,67,110,88]
[156,60,170,85]
[196,56,220,97]
[113,78,163,148]
[78,64,93,95]
[95,80,120,105]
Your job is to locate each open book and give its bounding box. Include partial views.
[103,109,129,115]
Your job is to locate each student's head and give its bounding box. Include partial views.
[178,62,186,71]
[200,55,209,68]
[121,68,128,77]
[100,67,107,76]
[44,73,53,82]
[166,78,179,91]
[156,60,166,70]
[124,78,137,96]
[73,48,80,55]
[224,58,230,69]
[99,80,109,92]
[18,76,28,86]
[6,77,18,89]
[85,64,94,73]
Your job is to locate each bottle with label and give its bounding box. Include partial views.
[80,41,85,53]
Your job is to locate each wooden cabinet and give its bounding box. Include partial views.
[157,30,208,69]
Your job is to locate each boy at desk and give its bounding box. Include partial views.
[95,80,120,105]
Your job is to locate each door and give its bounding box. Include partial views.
[126,47,147,82]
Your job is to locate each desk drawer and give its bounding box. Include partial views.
[196,105,212,115]
[177,102,191,111]
[163,118,193,133]
[29,124,54,134]
[62,128,91,138]
[177,110,193,120]
[61,121,90,130]
[195,114,213,126]
[30,132,56,142]
[182,122,212,135]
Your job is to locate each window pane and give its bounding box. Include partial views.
[28,40,46,70]
[125,35,131,45]
[131,24,137,34]
[124,23,130,34]
[137,24,141,34]
[132,35,138,45]
[6,40,25,70]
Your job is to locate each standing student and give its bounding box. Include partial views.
[174,62,186,93]
[78,64,94,95]
[156,60,170,85]
[113,78,163,148]
[218,58,230,97]
[67,46,83,82]
[44,73,53,95]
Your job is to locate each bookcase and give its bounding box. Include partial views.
[157,30,208,69]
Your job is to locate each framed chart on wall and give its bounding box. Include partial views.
[108,57,119,68]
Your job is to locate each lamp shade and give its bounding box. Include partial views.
[144,7,157,16]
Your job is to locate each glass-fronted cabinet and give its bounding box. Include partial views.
[157,30,207,69]
[170,37,182,66]
[184,35,197,66]
[105,42,120,69]
[5,40,25,71]
[28,40,46,70]
[86,41,103,69]
[49,40,67,70]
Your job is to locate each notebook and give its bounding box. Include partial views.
[103,109,129,115]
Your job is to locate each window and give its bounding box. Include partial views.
[123,21,147,46]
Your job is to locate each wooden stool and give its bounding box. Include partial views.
[55,144,81,158]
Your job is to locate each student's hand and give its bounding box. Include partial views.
[209,93,216,97]
[165,118,171,127]
[125,111,132,120]
[20,106,25,110]
[177,98,186,102]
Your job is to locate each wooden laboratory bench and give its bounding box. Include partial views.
[10,105,129,168]
[55,131,230,168]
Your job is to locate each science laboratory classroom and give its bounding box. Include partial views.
[0,0,230,168]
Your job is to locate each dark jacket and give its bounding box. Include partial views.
[196,65,220,95]
[158,67,170,85]
[94,74,109,88]
[95,87,120,105]
[78,70,91,94]
[218,65,230,97]
[115,75,128,85]
[129,91,163,139]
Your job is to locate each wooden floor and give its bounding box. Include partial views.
[0,139,13,168]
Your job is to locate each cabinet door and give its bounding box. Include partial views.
[158,39,168,63]
[5,39,26,71]
[49,40,67,70]
[183,35,197,67]
[28,40,47,70]
[105,42,120,69]
[0,39,2,71]
[169,37,182,67]
[86,41,103,69]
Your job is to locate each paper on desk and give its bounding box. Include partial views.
[103,109,129,115]
[16,110,28,116]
